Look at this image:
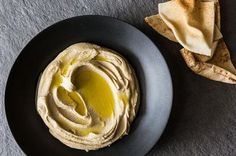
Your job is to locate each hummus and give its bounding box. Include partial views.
[36,43,139,151]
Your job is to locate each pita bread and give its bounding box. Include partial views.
[214,26,222,41]
[145,15,177,42]
[145,15,221,61]
[145,0,236,84]
[180,40,236,84]
[145,15,221,44]
[202,0,221,28]
[145,0,221,43]
[145,0,222,60]
[208,41,236,74]
[159,0,215,56]
[193,41,218,62]
[191,0,221,62]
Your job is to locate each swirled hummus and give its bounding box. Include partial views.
[36,43,139,151]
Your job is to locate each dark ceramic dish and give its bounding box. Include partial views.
[5,15,172,156]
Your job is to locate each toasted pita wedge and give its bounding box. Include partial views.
[145,0,221,61]
[145,0,221,43]
[159,0,215,56]
[202,0,221,28]
[192,0,221,62]
[145,0,236,84]
[193,41,218,62]
[180,40,236,84]
[144,15,177,42]
[208,40,236,74]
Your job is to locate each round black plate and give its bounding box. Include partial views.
[5,15,172,156]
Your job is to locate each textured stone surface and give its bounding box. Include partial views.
[0,0,236,155]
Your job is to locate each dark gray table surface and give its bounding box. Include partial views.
[0,0,236,155]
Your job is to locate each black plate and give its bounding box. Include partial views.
[5,15,172,156]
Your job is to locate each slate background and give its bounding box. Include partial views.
[0,0,236,155]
